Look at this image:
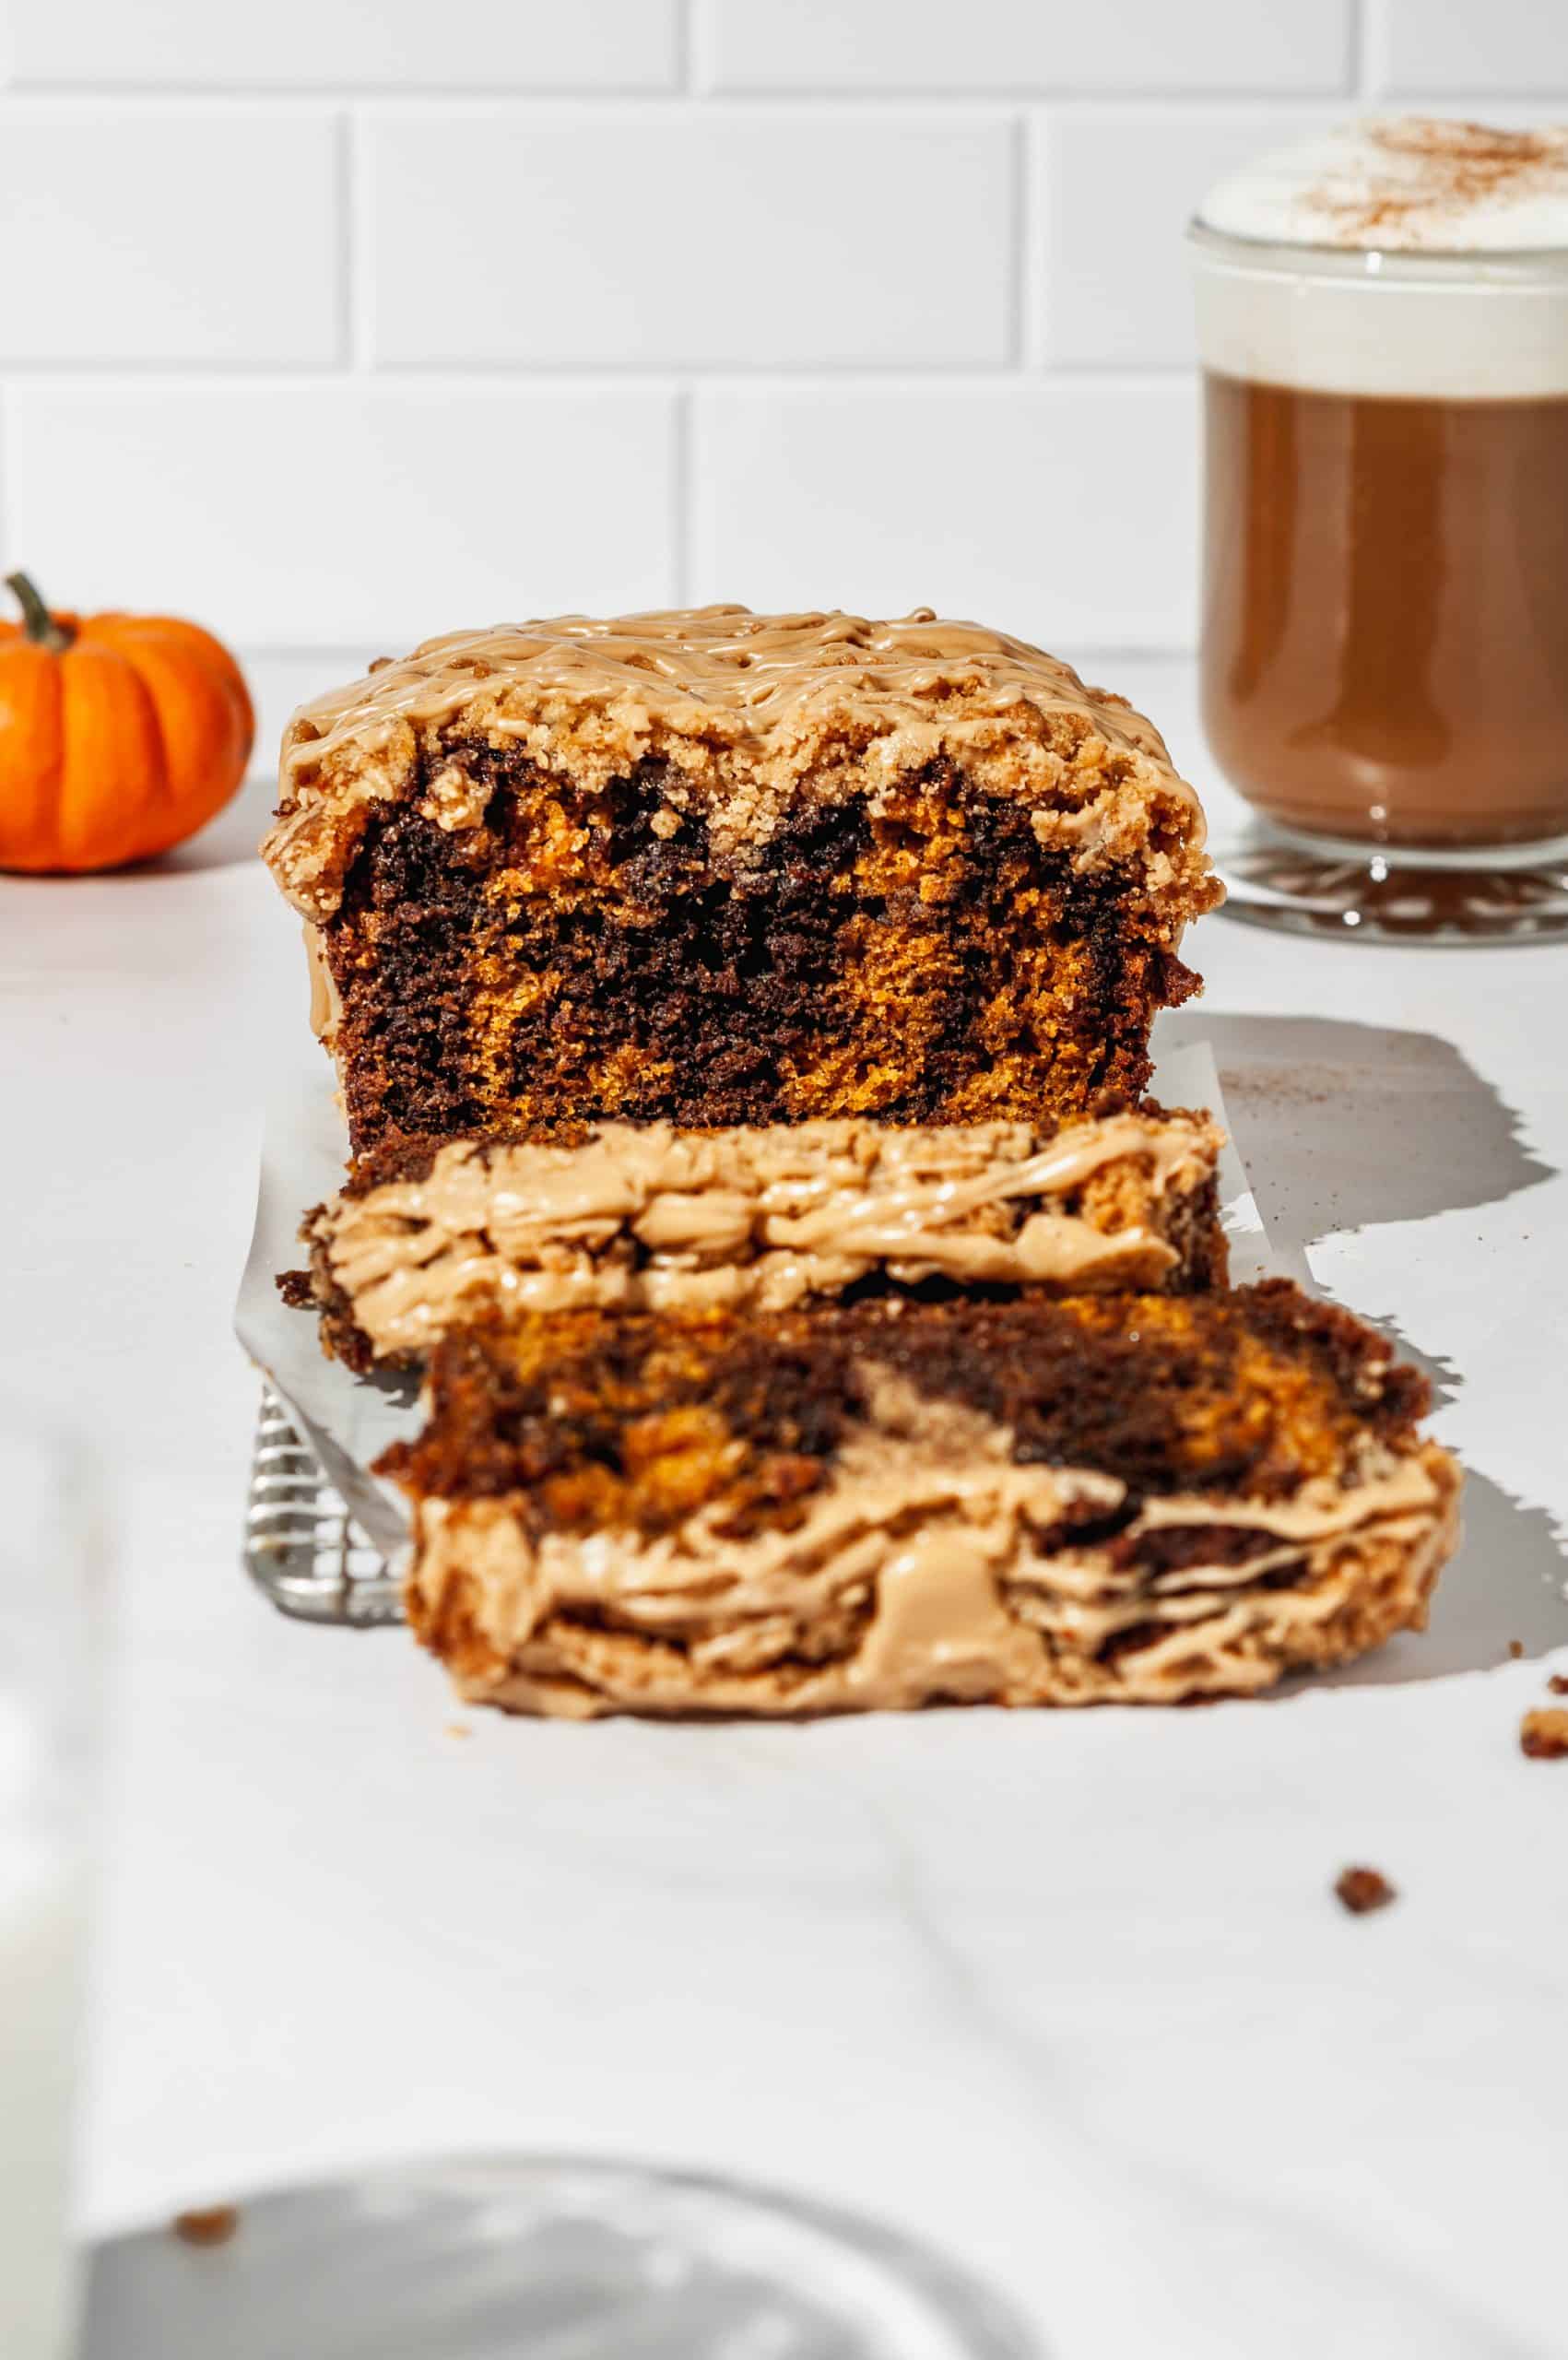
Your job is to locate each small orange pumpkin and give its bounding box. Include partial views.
[0,572,253,873]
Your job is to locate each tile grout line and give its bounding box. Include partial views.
[1352,0,1382,101]
[234,638,1200,656]
[0,386,10,571]
[1017,112,1043,372]
[675,0,697,96]
[335,109,354,372]
[0,365,1201,393]
[0,81,693,104]
[1008,112,1029,371]
[344,106,373,372]
[0,84,1447,110]
[671,387,693,606]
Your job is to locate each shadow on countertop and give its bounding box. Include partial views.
[1158,1009,1566,1686]
[1159,1009,1553,1255]
[0,772,276,890]
[147,772,277,875]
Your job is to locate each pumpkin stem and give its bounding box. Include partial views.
[6,571,74,654]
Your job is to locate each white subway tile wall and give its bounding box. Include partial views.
[365,109,1016,368]
[1030,107,1326,368]
[7,386,679,644]
[692,383,1199,645]
[6,1,683,91]
[0,0,1557,719]
[700,0,1354,96]
[0,106,342,364]
[1375,2,1568,98]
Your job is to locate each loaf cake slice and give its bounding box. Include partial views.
[283,1106,1228,1372]
[262,608,1220,1154]
[379,1282,1460,1719]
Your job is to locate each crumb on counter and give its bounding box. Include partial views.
[1335,1866,1397,1915]
[1548,1674,1568,1696]
[172,2206,241,2248]
[1520,1708,1568,1760]
[1508,1638,1525,1659]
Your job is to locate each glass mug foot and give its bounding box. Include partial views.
[81,2156,1038,2360]
[1213,822,1568,943]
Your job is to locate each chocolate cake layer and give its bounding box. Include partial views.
[263,609,1220,1151]
[381,1282,1460,1718]
[289,1108,1228,1372]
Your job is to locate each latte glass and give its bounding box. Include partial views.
[1191,122,1568,939]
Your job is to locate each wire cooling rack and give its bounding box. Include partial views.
[243,1384,405,1627]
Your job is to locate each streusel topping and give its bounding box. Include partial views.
[265,608,1211,920]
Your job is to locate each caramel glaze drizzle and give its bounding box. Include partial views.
[281,605,1189,790]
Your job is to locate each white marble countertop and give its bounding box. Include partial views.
[7,656,1567,2359]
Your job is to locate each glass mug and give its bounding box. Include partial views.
[1190,122,1568,938]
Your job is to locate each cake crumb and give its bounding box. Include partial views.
[1508,1638,1525,1659]
[446,1721,473,1740]
[1520,1708,1568,1760]
[172,2206,240,2248]
[1335,1866,1397,1916]
[1548,1674,1568,1696]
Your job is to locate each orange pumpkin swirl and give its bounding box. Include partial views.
[0,572,253,873]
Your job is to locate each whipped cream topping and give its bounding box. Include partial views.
[1192,124,1568,397]
[406,1402,1461,1717]
[264,608,1212,923]
[1199,118,1568,254]
[313,1111,1222,1356]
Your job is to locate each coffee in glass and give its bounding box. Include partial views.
[1191,120,1568,938]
